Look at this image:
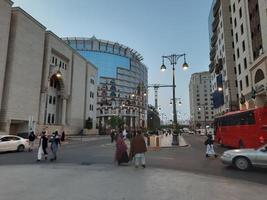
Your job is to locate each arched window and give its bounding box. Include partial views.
[255,69,265,84]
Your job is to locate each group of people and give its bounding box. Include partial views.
[114,130,147,168]
[28,129,65,162]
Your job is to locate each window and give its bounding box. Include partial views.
[237,48,240,58]
[241,24,244,35]
[239,8,242,18]
[255,69,265,83]
[244,57,247,69]
[234,67,237,74]
[239,80,243,91]
[235,80,238,87]
[238,64,241,74]
[53,96,56,105]
[242,40,246,52]
[52,114,55,124]
[233,54,236,61]
[245,75,249,87]
[234,18,237,27]
[49,96,52,104]
[52,56,54,64]
[48,114,51,124]
[90,79,95,84]
[216,111,255,126]
[235,33,238,42]
[197,98,200,101]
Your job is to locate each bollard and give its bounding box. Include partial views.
[147,136,150,146]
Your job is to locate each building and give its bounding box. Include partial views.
[189,72,214,130]
[230,0,267,109]
[147,105,160,131]
[0,0,97,135]
[63,37,148,132]
[209,0,239,116]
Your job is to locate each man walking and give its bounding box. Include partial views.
[37,130,48,161]
[28,129,36,152]
[130,131,147,168]
[205,134,217,158]
[49,131,61,161]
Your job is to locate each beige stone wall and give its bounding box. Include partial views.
[0,0,12,110]
[2,8,45,128]
[86,62,97,129]
[69,53,87,134]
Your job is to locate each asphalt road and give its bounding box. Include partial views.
[0,134,267,186]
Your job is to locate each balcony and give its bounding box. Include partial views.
[209,62,215,73]
[213,0,221,17]
[210,46,216,60]
[212,15,219,32]
[211,32,218,47]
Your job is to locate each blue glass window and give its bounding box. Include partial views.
[85,41,92,50]
[77,41,84,49]
[79,51,130,79]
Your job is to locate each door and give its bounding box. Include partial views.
[0,137,13,152]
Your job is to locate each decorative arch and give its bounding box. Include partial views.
[254,69,265,84]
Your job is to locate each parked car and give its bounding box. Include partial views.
[0,135,29,152]
[220,144,267,170]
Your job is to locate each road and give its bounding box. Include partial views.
[0,134,267,200]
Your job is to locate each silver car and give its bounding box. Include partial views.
[221,144,267,170]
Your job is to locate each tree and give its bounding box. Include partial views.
[107,116,124,129]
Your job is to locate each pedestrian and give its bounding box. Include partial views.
[115,133,129,165]
[28,129,36,152]
[37,130,48,161]
[205,134,217,158]
[130,131,147,168]
[49,131,61,161]
[60,130,65,142]
[110,130,115,143]
[122,128,128,140]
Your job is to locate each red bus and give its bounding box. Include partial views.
[214,107,267,148]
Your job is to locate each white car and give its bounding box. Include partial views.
[221,144,267,170]
[0,135,29,152]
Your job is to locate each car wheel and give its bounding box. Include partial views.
[239,140,245,149]
[234,156,251,170]
[17,145,25,152]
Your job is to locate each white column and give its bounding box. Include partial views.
[61,98,67,125]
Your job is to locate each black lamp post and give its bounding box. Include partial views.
[160,54,188,145]
[198,105,207,135]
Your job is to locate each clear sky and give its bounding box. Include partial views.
[13,0,213,122]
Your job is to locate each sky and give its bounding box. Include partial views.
[13,0,213,122]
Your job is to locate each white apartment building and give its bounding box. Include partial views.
[0,0,97,135]
[209,0,239,116]
[230,0,267,109]
[189,72,214,130]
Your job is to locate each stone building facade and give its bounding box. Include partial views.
[189,72,214,130]
[0,1,97,135]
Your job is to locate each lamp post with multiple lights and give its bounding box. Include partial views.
[160,54,188,145]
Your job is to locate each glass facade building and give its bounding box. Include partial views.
[63,37,148,131]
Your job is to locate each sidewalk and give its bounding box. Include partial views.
[0,164,266,200]
[147,134,189,148]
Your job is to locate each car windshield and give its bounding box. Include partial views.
[256,145,267,151]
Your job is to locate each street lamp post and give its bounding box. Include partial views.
[161,54,188,145]
[198,105,207,135]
